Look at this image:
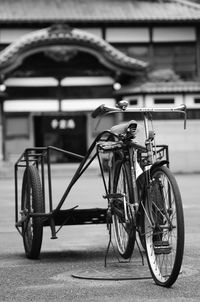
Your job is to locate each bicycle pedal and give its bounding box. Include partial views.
[154,240,172,255]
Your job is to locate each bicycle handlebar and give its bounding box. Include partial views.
[91,104,108,118]
[92,103,187,117]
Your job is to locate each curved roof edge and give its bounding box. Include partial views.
[0,24,147,77]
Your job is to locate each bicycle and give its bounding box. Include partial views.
[15,100,186,288]
[92,100,186,287]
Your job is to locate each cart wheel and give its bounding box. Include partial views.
[21,165,44,259]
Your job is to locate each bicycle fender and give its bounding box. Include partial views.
[136,160,168,193]
[150,160,169,173]
[136,160,169,219]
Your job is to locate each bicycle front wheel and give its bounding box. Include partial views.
[144,166,184,287]
[112,160,136,259]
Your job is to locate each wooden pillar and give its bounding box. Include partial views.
[0,97,5,160]
[148,25,154,70]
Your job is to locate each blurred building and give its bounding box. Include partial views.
[0,0,200,172]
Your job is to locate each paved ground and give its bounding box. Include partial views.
[0,169,200,301]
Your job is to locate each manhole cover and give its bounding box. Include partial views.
[72,263,152,281]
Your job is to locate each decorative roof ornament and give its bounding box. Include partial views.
[0,24,147,77]
[44,47,78,62]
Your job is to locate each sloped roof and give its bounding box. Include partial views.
[0,25,147,76]
[117,81,200,95]
[0,0,200,24]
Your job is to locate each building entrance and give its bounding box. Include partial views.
[34,114,87,162]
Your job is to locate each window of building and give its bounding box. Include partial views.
[122,112,143,121]
[0,28,37,43]
[187,109,200,119]
[152,27,196,42]
[78,28,102,38]
[154,98,175,104]
[153,43,196,80]
[129,99,138,106]
[194,98,200,104]
[106,27,150,43]
[5,115,29,138]
[107,26,197,80]
[126,45,149,62]
[112,42,197,80]
[4,100,59,112]
[113,44,150,63]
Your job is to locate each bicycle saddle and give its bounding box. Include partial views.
[110,120,137,135]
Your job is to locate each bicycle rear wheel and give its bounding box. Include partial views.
[21,165,44,259]
[112,160,136,259]
[144,166,184,287]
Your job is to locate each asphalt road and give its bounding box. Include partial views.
[0,170,200,301]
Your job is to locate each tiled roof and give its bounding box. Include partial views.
[0,0,200,23]
[117,81,200,95]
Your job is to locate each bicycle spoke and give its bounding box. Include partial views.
[112,160,136,259]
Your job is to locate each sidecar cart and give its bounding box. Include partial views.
[15,146,107,259]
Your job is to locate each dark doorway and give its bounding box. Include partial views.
[34,114,87,162]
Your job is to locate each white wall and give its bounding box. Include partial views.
[154,120,200,173]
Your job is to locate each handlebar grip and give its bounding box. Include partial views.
[91,104,106,118]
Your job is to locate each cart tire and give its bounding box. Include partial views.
[21,165,44,259]
[112,160,136,259]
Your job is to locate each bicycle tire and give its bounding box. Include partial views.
[144,166,184,287]
[21,165,44,259]
[112,160,136,259]
[136,172,147,251]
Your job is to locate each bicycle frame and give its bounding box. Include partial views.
[94,103,186,238]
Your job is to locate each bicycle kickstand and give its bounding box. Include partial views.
[104,208,121,267]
